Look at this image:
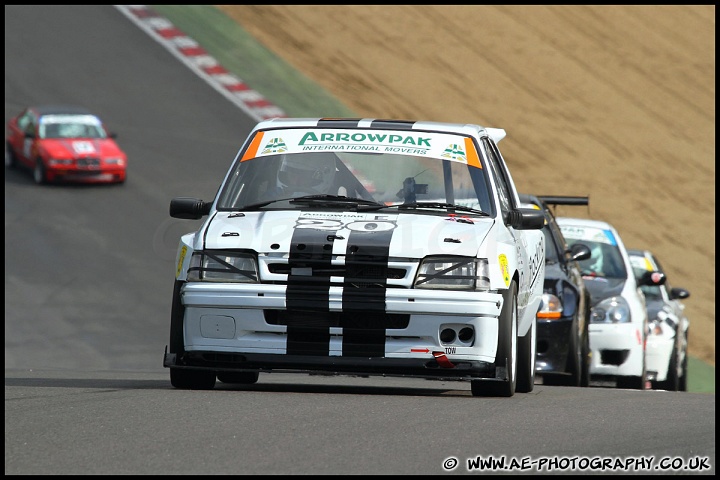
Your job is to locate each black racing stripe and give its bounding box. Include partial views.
[285,326,331,356]
[368,120,416,130]
[317,118,362,128]
[338,312,387,358]
[286,222,337,356]
[341,226,395,357]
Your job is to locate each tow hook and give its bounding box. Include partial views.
[432,351,455,368]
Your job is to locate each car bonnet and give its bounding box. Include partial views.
[40,138,122,157]
[581,275,627,306]
[202,209,493,258]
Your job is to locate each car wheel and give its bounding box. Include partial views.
[33,158,47,184]
[5,142,17,168]
[217,371,260,384]
[568,323,582,386]
[516,313,536,393]
[543,316,584,387]
[579,324,591,387]
[472,281,517,397]
[679,329,689,392]
[170,368,216,390]
[169,280,185,356]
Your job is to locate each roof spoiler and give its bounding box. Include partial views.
[485,127,506,143]
[537,195,589,206]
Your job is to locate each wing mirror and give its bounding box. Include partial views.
[568,243,591,262]
[637,270,666,287]
[507,208,545,230]
[170,197,212,219]
[669,287,690,300]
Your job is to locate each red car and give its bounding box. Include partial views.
[5,105,127,184]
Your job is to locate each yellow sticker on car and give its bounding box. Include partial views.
[176,245,187,279]
[499,254,510,287]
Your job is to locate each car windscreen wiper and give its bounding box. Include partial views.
[361,201,489,216]
[289,194,384,206]
[231,197,296,210]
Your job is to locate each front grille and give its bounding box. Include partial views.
[76,157,100,167]
[600,349,630,366]
[268,263,407,280]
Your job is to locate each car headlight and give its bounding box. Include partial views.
[590,296,631,323]
[648,308,678,333]
[186,251,258,283]
[648,319,665,336]
[414,256,489,290]
[47,158,73,166]
[537,293,562,319]
[104,157,125,165]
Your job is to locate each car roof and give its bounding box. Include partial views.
[31,105,94,116]
[253,117,508,143]
[556,216,614,231]
[518,193,542,207]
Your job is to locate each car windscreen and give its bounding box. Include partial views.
[39,114,107,139]
[565,239,627,279]
[216,127,495,214]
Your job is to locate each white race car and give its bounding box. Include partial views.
[557,217,665,389]
[628,249,690,391]
[165,118,545,397]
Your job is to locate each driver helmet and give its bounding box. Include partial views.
[587,243,605,275]
[277,152,337,194]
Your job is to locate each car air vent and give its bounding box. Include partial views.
[268,263,406,279]
[76,157,100,167]
[264,310,410,329]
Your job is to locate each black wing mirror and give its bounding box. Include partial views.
[170,197,212,219]
[507,208,544,230]
[568,243,591,262]
[669,287,690,300]
[638,270,666,287]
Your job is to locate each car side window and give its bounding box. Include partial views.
[482,139,511,218]
[17,111,34,134]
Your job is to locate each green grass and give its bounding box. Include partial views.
[150,5,715,394]
[688,356,715,393]
[151,5,356,118]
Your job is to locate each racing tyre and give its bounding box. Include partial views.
[472,281,517,397]
[516,315,536,393]
[169,280,185,356]
[170,368,216,390]
[678,330,688,392]
[33,158,47,185]
[217,371,260,384]
[544,317,583,387]
[579,324,591,387]
[5,142,17,168]
[565,317,583,386]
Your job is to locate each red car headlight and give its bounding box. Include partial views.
[47,158,74,166]
[104,157,125,166]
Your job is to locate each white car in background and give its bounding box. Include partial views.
[628,249,690,391]
[557,217,664,390]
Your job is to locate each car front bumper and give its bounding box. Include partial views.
[588,322,645,377]
[645,335,674,382]
[171,282,507,380]
[46,165,125,183]
[535,318,572,374]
